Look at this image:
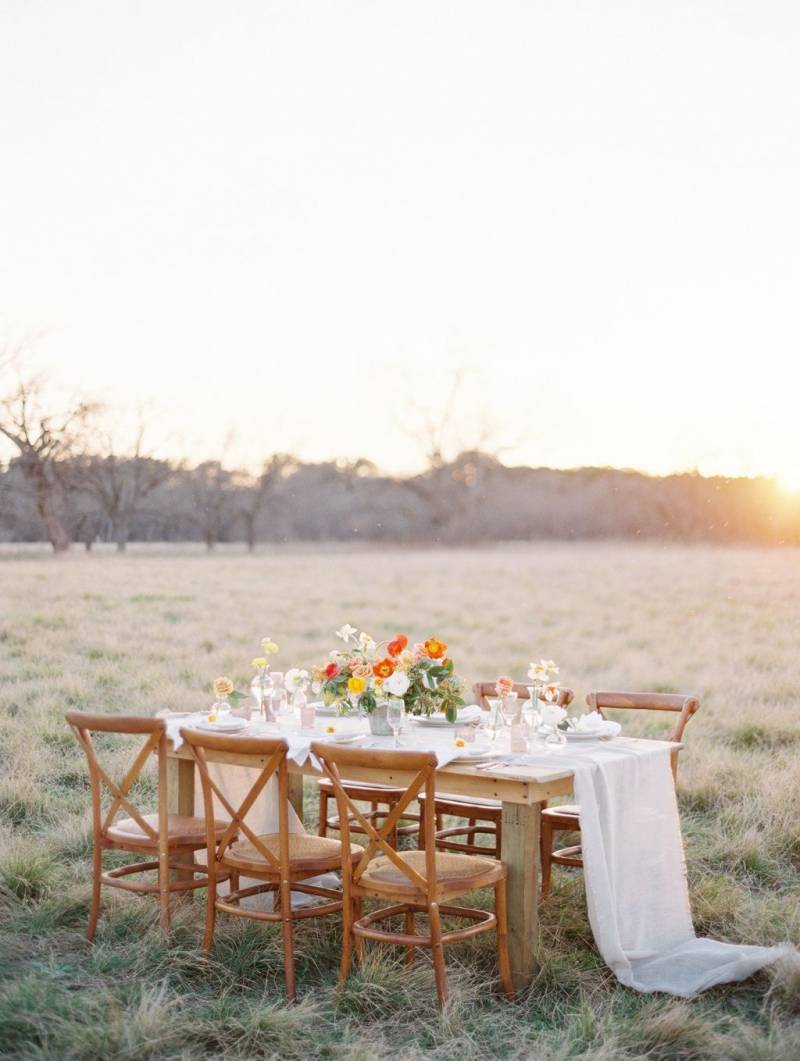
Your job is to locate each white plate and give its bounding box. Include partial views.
[411,715,457,728]
[317,732,365,745]
[195,718,249,734]
[564,726,618,741]
[454,747,496,763]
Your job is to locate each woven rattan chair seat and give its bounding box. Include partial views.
[225,832,355,873]
[106,814,227,846]
[542,804,580,820]
[360,849,504,894]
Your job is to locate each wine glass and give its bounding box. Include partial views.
[500,692,519,726]
[386,698,404,748]
[485,697,503,742]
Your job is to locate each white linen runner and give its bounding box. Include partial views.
[501,740,792,996]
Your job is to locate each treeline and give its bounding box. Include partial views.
[1,448,798,551]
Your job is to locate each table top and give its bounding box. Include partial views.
[164,712,679,806]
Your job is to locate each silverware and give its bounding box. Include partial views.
[476,757,515,771]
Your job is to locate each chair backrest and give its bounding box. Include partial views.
[311,743,439,896]
[586,691,699,779]
[473,681,574,710]
[180,729,290,877]
[65,711,168,844]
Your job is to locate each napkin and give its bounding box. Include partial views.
[457,704,483,724]
[570,712,621,737]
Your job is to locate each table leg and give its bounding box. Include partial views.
[167,755,197,889]
[501,799,541,991]
[288,772,305,829]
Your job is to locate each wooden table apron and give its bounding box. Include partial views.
[165,743,574,991]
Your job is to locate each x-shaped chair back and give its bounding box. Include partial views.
[180,730,290,876]
[311,743,438,896]
[65,711,168,844]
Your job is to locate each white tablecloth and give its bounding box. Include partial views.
[493,738,793,997]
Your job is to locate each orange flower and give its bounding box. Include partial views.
[387,634,408,658]
[496,675,515,697]
[373,658,396,679]
[424,638,447,660]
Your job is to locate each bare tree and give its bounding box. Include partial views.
[73,424,175,551]
[190,461,236,550]
[235,453,299,551]
[0,376,96,552]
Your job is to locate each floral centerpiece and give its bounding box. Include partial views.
[312,625,464,722]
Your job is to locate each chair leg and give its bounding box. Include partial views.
[540,817,553,900]
[428,901,448,1007]
[318,790,329,837]
[389,801,399,850]
[404,908,415,966]
[353,897,364,963]
[339,897,354,990]
[87,842,102,943]
[495,817,502,859]
[280,879,296,1003]
[228,870,240,902]
[494,879,515,1000]
[158,848,171,932]
[203,867,217,954]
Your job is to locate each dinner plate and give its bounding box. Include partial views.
[564,726,618,741]
[195,718,249,734]
[317,732,365,745]
[411,714,458,728]
[453,747,497,763]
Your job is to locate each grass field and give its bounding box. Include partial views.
[1,542,799,1060]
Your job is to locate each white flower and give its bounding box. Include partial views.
[383,670,410,697]
[541,704,566,728]
[335,624,358,643]
[285,668,309,691]
[358,631,376,657]
[542,681,561,702]
[527,660,549,681]
[544,659,559,675]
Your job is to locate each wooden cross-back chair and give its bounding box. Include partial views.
[182,730,357,1003]
[311,742,514,1007]
[540,690,699,898]
[418,684,575,859]
[65,711,225,941]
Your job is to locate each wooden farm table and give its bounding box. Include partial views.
[165,740,577,990]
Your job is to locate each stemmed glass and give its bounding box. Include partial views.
[485,697,503,743]
[269,672,287,721]
[500,691,519,726]
[386,698,404,748]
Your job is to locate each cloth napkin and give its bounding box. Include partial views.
[568,711,621,738]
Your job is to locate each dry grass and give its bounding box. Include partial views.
[0,542,799,1059]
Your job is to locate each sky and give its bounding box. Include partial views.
[1,1,799,486]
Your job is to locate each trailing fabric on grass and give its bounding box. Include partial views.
[511,742,793,995]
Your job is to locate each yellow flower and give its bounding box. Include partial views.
[347,676,365,694]
[207,713,217,723]
[326,724,336,734]
[251,657,268,670]
[213,676,234,696]
[454,737,466,748]
[261,638,279,655]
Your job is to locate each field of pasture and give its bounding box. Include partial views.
[0,542,798,1059]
